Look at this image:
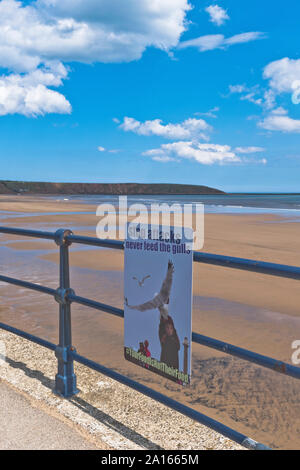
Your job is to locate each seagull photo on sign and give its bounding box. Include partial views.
[132,274,151,287]
[125,260,181,370]
[125,260,174,320]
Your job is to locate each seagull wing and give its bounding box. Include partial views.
[159,260,174,303]
[125,293,161,312]
[142,275,151,283]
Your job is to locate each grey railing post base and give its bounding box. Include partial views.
[53,229,79,398]
[54,345,79,398]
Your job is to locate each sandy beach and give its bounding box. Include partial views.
[0,195,299,449]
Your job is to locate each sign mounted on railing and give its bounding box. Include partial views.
[124,224,193,386]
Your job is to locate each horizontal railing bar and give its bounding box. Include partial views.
[68,236,300,279]
[66,234,124,250]
[0,322,56,351]
[0,226,56,240]
[0,274,56,296]
[1,225,300,279]
[69,294,300,381]
[193,252,300,280]
[65,234,300,280]
[71,351,270,450]
[192,333,300,380]
[69,293,124,318]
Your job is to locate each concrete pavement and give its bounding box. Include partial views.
[0,380,98,450]
[0,330,243,450]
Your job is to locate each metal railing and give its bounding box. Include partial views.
[1,226,300,450]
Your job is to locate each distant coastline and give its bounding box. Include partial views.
[228,193,300,196]
[0,180,225,195]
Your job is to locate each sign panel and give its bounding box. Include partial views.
[124,225,193,385]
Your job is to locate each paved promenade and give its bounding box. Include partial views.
[0,380,97,450]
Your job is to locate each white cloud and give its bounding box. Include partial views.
[38,0,190,52]
[225,32,265,46]
[179,34,224,52]
[229,84,248,94]
[263,89,276,109]
[0,0,191,116]
[258,108,300,133]
[98,145,120,153]
[152,155,177,162]
[228,84,264,107]
[271,107,288,115]
[1,0,190,65]
[143,141,240,165]
[0,68,71,116]
[230,58,300,113]
[240,93,262,106]
[205,5,229,26]
[194,106,219,118]
[178,32,265,52]
[261,57,300,110]
[235,146,265,154]
[119,116,212,140]
[263,57,300,94]
[121,113,267,165]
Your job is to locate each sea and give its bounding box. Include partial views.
[49,193,300,217]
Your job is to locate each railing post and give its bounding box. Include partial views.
[54,229,79,398]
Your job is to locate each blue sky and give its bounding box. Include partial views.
[1,0,300,192]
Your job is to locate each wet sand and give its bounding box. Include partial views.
[0,195,300,449]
